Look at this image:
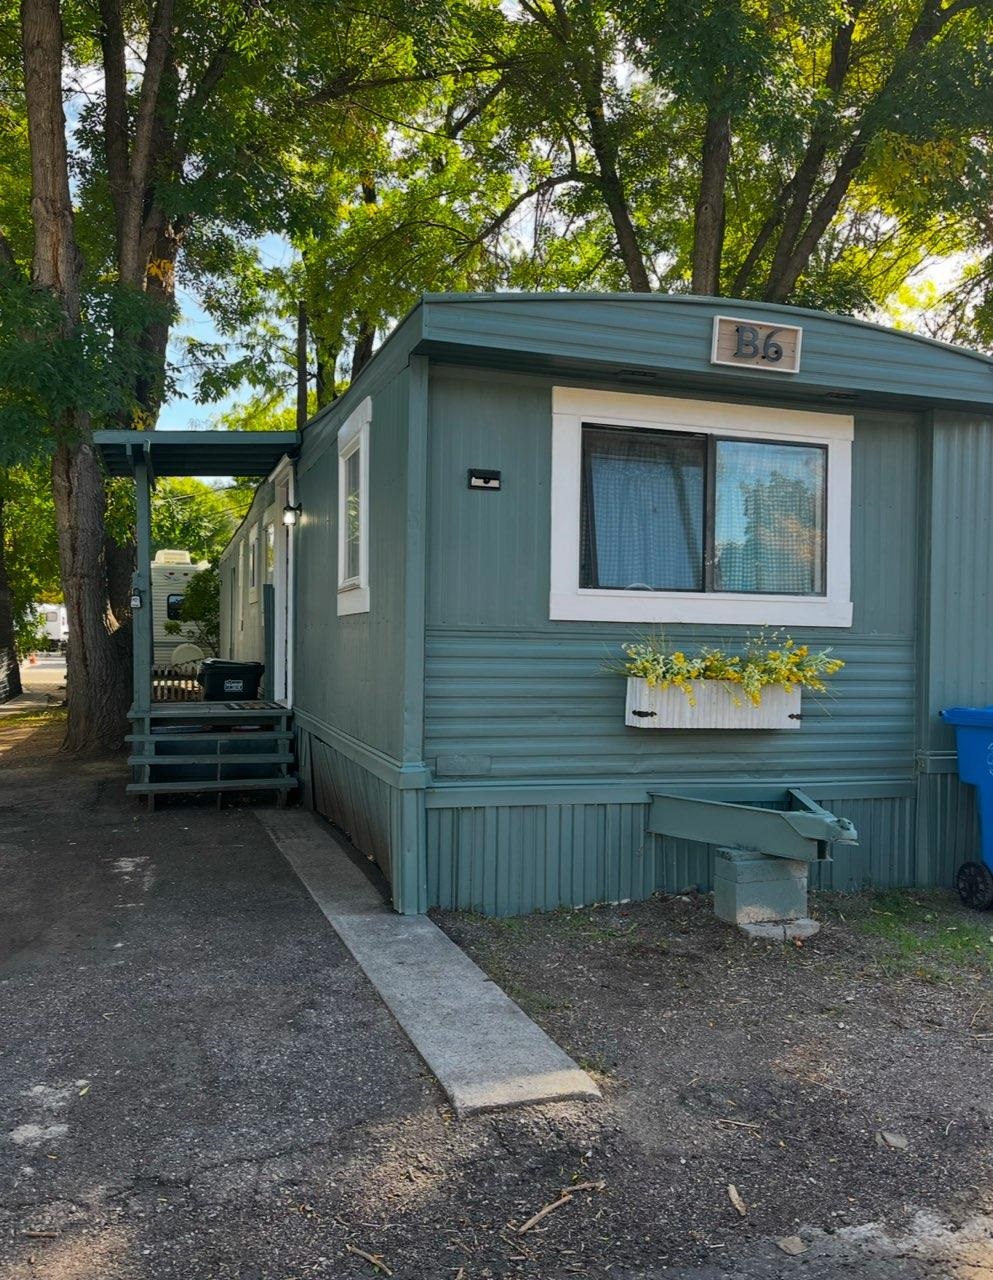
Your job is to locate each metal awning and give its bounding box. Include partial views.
[93,429,300,478]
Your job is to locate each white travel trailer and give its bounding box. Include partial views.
[33,603,68,650]
[151,550,209,664]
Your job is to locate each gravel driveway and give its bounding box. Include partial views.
[2,712,992,1279]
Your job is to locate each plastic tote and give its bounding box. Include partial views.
[940,705,993,908]
[198,659,264,700]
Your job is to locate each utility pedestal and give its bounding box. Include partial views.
[713,847,820,940]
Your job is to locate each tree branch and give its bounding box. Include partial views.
[97,0,129,236]
[305,58,517,107]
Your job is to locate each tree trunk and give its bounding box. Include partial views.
[690,109,731,296]
[585,102,651,292]
[105,533,135,625]
[351,322,375,379]
[134,218,180,423]
[0,492,23,705]
[22,0,130,751]
[53,444,132,751]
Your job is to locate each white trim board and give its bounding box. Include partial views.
[549,386,854,628]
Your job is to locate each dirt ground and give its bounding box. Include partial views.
[3,711,993,1279]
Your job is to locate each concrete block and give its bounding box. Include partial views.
[713,847,809,928]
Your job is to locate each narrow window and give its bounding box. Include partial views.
[166,592,184,621]
[343,448,362,585]
[247,526,259,603]
[581,427,706,591]
[337,397,371,616]
[264,522,275,582]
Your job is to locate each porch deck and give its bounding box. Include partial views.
[127,701,297,807]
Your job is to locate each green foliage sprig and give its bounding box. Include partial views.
[164,564,220,656]
[619,632,844,707]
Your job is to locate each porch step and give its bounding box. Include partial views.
[126,777,297,795]
[143,704,290,721]
[126,731,294,744]
[127,752,294,767]
[128,701,297,807]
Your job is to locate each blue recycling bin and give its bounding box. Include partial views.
[940,705,993,908]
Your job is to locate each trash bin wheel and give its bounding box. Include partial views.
[955,861,993,910]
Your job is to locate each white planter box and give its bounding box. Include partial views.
[625,678,801,730]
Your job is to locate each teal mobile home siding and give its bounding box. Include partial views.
[214,296,993,917]
[291,359,429,908]
[912,411,993,893]
[422,366,923,912]
[219,478,275,667]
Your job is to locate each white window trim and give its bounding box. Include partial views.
[550,386,854,627]
[247,524,259,604]
[337,397,371,616]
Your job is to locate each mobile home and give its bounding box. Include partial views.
[215,293,993,916]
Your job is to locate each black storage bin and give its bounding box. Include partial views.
[198,659,264,700]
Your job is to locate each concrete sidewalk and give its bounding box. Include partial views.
[0,690,52,718]
[257,810,600,1116]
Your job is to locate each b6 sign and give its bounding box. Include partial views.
[711,315,802,374]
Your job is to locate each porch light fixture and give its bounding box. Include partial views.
[282,503,301,526]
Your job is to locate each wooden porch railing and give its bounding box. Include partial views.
[151,666,201,703]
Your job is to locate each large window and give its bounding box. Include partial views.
[581,429,826,596]
[337,397,371,616]
[552,387,852,626]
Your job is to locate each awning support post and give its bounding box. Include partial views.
[131,446,153,716]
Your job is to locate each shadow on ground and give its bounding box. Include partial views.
[2,717,992,1278]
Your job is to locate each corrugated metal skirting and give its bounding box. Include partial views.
[425,793,927,915]
[304,730,396,883]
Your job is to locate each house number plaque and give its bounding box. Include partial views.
[711,315,802,374]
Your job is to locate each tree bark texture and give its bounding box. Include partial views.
[585,100,652,292]
[52,444,132,751]
[22,0,130,751]
[691,109,731,296]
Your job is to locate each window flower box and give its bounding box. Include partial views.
[625,678,801,730]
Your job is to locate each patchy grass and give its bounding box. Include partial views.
[0,704,66,731]
[818,888,993,981]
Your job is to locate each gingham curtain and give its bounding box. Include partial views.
[584,430,704,591]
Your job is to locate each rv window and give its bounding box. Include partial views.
[166,593,184,620]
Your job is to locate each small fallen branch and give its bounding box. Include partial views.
[518,1180,607,1234]
[519,1192,574,1233]
[345,1243,393,1275]
[727,1185,747,1217]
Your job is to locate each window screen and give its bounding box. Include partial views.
[166,592,184,620]
[714,440,826,595]
[581,427,705,591]
[344,448,361,582]
[579,426,827,597]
